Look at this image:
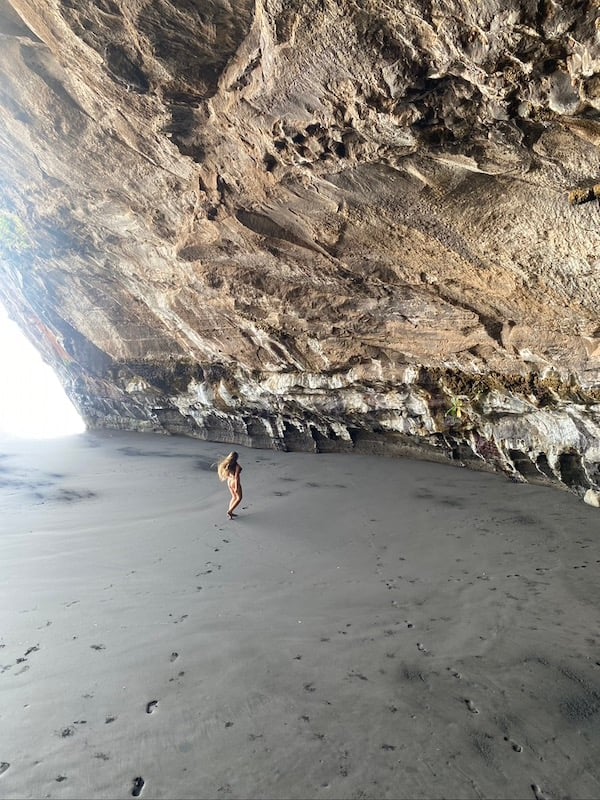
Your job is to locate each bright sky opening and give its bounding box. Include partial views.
[0,303,85,439]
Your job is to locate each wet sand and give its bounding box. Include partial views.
[1,430,599,800]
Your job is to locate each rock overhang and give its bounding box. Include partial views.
[0,0,599,499]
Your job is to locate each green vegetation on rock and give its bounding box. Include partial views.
[0,211,31,255]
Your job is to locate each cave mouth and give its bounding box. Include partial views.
[0,305,85,439]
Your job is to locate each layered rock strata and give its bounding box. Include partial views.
[1,0,600,497]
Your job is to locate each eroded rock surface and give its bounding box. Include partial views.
[1,0,600,495]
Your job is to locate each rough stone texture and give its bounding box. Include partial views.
[1,0,600,496]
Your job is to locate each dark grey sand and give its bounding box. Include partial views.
[1,430,600,800]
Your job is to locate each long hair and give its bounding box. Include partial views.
[217,451,238,481]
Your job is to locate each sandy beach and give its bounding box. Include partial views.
[1,430,599,800]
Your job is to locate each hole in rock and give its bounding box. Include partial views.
[558,451,589,489]
[451,442,477,462]
[535,453,555,481]
[508,449,540,479]
[0,304,85,439]
[264,153,278,172]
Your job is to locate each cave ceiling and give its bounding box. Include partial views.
[1,0,600,496]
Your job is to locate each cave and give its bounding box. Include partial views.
[0,0,599,496]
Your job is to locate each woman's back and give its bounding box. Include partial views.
[218,452,240,482]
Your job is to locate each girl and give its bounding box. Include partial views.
[218,451,243,519]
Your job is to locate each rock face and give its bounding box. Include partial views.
[1,0,600,495]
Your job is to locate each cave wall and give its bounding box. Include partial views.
[1,0,600,498]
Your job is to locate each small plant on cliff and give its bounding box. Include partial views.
[446,394,469,419]
[0,211,31,255]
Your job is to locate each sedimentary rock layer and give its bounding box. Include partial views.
[1,1,600,495]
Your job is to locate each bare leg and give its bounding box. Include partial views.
[227,484,237,518]
[228,487,243,518]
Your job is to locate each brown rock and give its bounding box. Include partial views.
[0,0,599,493]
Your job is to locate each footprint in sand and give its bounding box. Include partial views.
[146,700,158,714]
[348,671,369,681]
[197,562,221,576]
[504,736,523,753]
[531,783,550,800]
[131,776,145,797]
[170,652,179,662]
[465,699,480,714]
[416,642,429,653]
[0,762,9,776]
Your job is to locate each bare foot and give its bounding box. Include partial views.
[227,513,238,519]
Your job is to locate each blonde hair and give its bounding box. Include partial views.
[217,452,238,481]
